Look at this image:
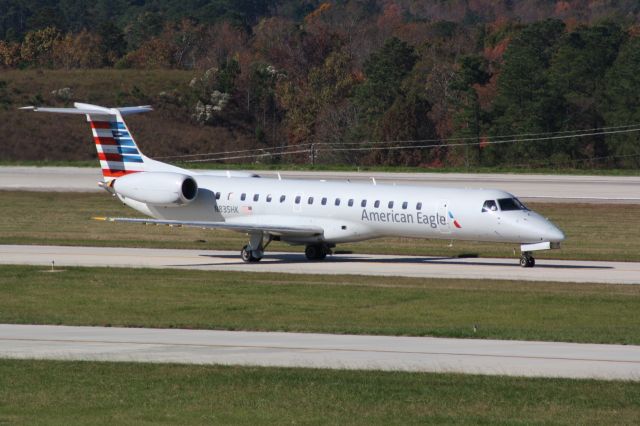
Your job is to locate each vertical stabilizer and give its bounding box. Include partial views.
[86,109,146,178]
[21,102,187,180]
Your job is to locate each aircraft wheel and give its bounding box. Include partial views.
[305,244,325,260]
[241,245,261,263]
[520,253,535,268]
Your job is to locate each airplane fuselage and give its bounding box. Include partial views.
[120,175,565,246]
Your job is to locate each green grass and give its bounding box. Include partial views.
[1,359,639,425]
[1,190,639,261]
[1,265,639,344]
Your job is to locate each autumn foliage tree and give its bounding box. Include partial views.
[51,31,105,69]
[1,1,640,168]
[20,26,61,67]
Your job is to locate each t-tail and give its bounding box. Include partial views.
[20,102,186,180]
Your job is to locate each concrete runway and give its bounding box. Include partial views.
[2,244,639,284]
[2,166,639,203]
[1,324,639,380]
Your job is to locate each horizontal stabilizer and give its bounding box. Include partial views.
[20,102,153,116]
[94,217,324,237]
[20,106,99,115]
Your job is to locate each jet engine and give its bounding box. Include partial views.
[112,172,198,206]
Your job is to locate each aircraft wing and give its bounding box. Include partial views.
[94,217,324,237]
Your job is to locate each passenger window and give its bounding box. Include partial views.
[374,200,380,208]
[388,201,394,209]
[416,202,422,210]
[215,192,221,200]
[253,194,259,202]
[348,199,354,207]
[335,198,341,206]
[321,197,327,205]
[295,196,301,204]
[308,196,314,204]
[482,200,498,212]
[227,192,233,200]
[361,200,367,207]
[280,195,286,203]
[266,194,272,202]
[402,201,408,210]
[241,193,246,201]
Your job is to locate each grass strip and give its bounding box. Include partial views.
[1,191,639,261]
[1,359,639,425]
[1,265,639,344]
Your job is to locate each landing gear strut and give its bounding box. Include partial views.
[305,244,330,260]
[520,252,535,268]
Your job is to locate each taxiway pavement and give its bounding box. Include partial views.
[1,166,638,203]
[1,324,638,380]
[1,244,638,284]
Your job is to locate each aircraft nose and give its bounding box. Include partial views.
[545,223,565,243]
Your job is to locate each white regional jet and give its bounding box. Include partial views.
[22,103,565,267]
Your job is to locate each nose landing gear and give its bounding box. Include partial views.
[520,252,535,268]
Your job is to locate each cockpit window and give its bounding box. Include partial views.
[498,198,528,211]
[482,200,498,212]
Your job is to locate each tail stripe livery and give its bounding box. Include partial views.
[20,102,188,180]
[90,116,144,177]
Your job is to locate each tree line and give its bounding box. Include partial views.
[1,1,639,168]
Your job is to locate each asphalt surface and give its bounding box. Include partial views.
[1,166,639,203]
[1,324,638,380]
[2,245,639,284]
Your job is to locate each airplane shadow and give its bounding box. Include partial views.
[164,253,614,270]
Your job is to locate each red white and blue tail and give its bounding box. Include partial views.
[21,102,186,180]
[87,105,146,178]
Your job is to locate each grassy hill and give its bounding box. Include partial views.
[0,69,256,162]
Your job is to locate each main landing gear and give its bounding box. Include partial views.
[304,244,332,260]
[240,233,333,263]
[241,244,262,262]
[520,252,535,268]
[241,233,271,263]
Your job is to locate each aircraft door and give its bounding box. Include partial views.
[438,200,451,234]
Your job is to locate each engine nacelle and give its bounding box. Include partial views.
[113,172,198,206]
